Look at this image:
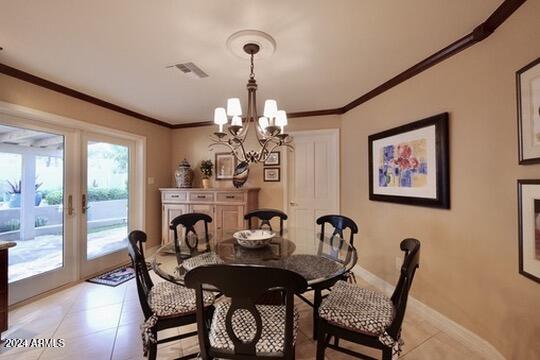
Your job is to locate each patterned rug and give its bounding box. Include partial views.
[87,262,151,287]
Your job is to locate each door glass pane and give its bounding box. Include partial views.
[86,141,129,259]
[0,124,64,283]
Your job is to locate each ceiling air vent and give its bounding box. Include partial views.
[167,62,208,79]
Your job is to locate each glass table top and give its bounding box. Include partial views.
[152,227,357,287]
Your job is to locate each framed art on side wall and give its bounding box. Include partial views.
[368,112,450,208]
[517,179,540,284]
[517,57,540,164]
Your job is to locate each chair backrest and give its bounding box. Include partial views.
[244,208,288,236]
[170,213,212,259]
[316,214,358,246]
[388,238,421,338]
[185,264,307,358]
[127,230,154,319]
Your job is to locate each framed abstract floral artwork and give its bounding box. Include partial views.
[517,57,540,164]
[517,179,540,284]
[368,113,450,208]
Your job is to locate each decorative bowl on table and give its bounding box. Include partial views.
[233,229,275,249]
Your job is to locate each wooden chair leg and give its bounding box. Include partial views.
[313,288,322,339]
[316,321,326,360]
[382,347,393,360]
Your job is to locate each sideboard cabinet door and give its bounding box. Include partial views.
[162,204,189,245]
[188,204,215,239]
[215,205,244,239]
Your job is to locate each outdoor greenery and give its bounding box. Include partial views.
[0,217,48,233]
[42,187,128,205]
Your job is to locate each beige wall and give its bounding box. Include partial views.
[1,1,538,356]
[171,115,341,211]
[0,74,172,248]
[341,1,540,358]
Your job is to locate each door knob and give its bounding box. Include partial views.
[289,201,298,206]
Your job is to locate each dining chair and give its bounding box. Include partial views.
[316,238,421,360]
[185,264,308,360]
[170,213,213,261]
[127,231,215,360]
[298,214,359,339]
[244,208,288,236]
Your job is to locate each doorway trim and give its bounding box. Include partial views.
[282,128,340,228]
[0,101,146,233]
[0,101,146,294]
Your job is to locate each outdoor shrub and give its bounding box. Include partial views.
[43,189,63,205]
[0,219,20,232]
[35,216,48,228]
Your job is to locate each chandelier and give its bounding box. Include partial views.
[209,42,293,187]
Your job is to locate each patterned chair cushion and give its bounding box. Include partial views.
[209,300,299,355]
[148,281,214,317]
[319,280,394,336]
[141,282,215,355]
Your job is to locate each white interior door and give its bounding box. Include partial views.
[79,132,135,278]
[0,119,77,304]
[287,129,339,233]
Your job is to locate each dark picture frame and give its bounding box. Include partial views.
[264,151,280,166]
[368,113,450,209]
[263,167,280,182]
[517,57,540,164]
[214,153,236,180]
[517,179,540,284]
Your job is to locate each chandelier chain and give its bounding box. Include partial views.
[249,53,255,79]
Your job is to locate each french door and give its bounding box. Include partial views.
[0,119,77,304]
[79,133,135,278]
[0,107,144,304]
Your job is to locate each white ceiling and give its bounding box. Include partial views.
[0,0,501,125]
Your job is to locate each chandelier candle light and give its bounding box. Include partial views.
[209,42,293,187]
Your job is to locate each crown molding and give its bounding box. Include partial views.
[0,0,526,129]
[0,63,174,129]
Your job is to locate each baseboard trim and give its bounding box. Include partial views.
[352,265,505,360]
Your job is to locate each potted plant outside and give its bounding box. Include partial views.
[6,180,21,208]
[200,160,213,189]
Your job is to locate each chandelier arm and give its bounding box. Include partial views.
[232,137,249,163]
[209,138,244,163]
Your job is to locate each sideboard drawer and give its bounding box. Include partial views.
[189,192,215,202]
[217,192,245,203]
[162,191,187,202]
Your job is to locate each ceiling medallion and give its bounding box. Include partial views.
[210,31,292,188]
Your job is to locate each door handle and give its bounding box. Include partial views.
[67,195,74,215]
[82,194,90,214]
[289,201,298,206]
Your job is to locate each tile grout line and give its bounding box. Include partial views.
[401,328,442,358]
[37,288,83,360]
[109,283,130,360]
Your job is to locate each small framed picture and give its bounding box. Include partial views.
[215,153,236,180]
[518,179,540,284]
[263,167,280,182]
[264,152,280,166]
[517,58,540,164]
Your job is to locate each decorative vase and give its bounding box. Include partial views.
[8,193,21,208]
[233,161,249,188]
[202,178,211,189]
[175,159,194,188]
[35,192,43,206]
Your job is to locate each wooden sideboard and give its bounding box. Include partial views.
[160,188,260,245]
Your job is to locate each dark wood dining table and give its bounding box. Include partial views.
[152,226,357,289]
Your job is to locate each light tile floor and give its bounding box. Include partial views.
[0,273,487,360]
